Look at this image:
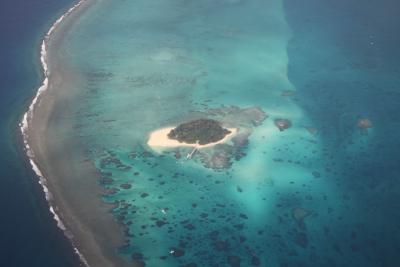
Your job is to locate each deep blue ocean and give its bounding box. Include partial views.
[285,0,400,266]
[1,0,400,266]
[0,1,80,266]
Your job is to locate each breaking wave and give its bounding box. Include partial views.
[19,0,89,266]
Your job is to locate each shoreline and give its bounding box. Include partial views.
[19,0,129,267]
[147,127,238,149]
[20,2,90,265]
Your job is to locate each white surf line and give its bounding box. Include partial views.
[19,0,89,266]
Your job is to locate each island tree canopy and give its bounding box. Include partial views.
[168,119,231,145]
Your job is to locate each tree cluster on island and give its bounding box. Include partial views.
[168,119,231,145]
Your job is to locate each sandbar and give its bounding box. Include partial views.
[147,127,238,149]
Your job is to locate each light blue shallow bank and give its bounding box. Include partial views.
[52,0,398,266]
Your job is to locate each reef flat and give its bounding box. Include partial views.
[24,0,400,266]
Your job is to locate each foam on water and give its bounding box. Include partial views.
[20,0,89,266]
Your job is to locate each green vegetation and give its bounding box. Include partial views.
[168,119,231,145]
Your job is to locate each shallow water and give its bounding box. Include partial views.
[43,0,400,266]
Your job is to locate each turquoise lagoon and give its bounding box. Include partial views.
[40,0,399,266]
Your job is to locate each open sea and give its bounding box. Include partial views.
[0,0,80,266]
[2,0,400,266]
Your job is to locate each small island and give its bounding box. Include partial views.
[147,119,237,148]
[168,119,231,145]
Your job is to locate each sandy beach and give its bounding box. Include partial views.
[23,1,131,266]
[147,127,238,149]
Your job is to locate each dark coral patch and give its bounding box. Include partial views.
[156,220,167,227]
[274,118,292,131]
[120,183,132,189]
[227,255,241,267]
[293,232,308,248]
[251,256,261,266]
[171,248,185,257]
[214,240,230,251]
[180,263,197,267]
[131,252,143,260]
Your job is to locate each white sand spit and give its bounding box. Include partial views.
[147,127,238,149]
